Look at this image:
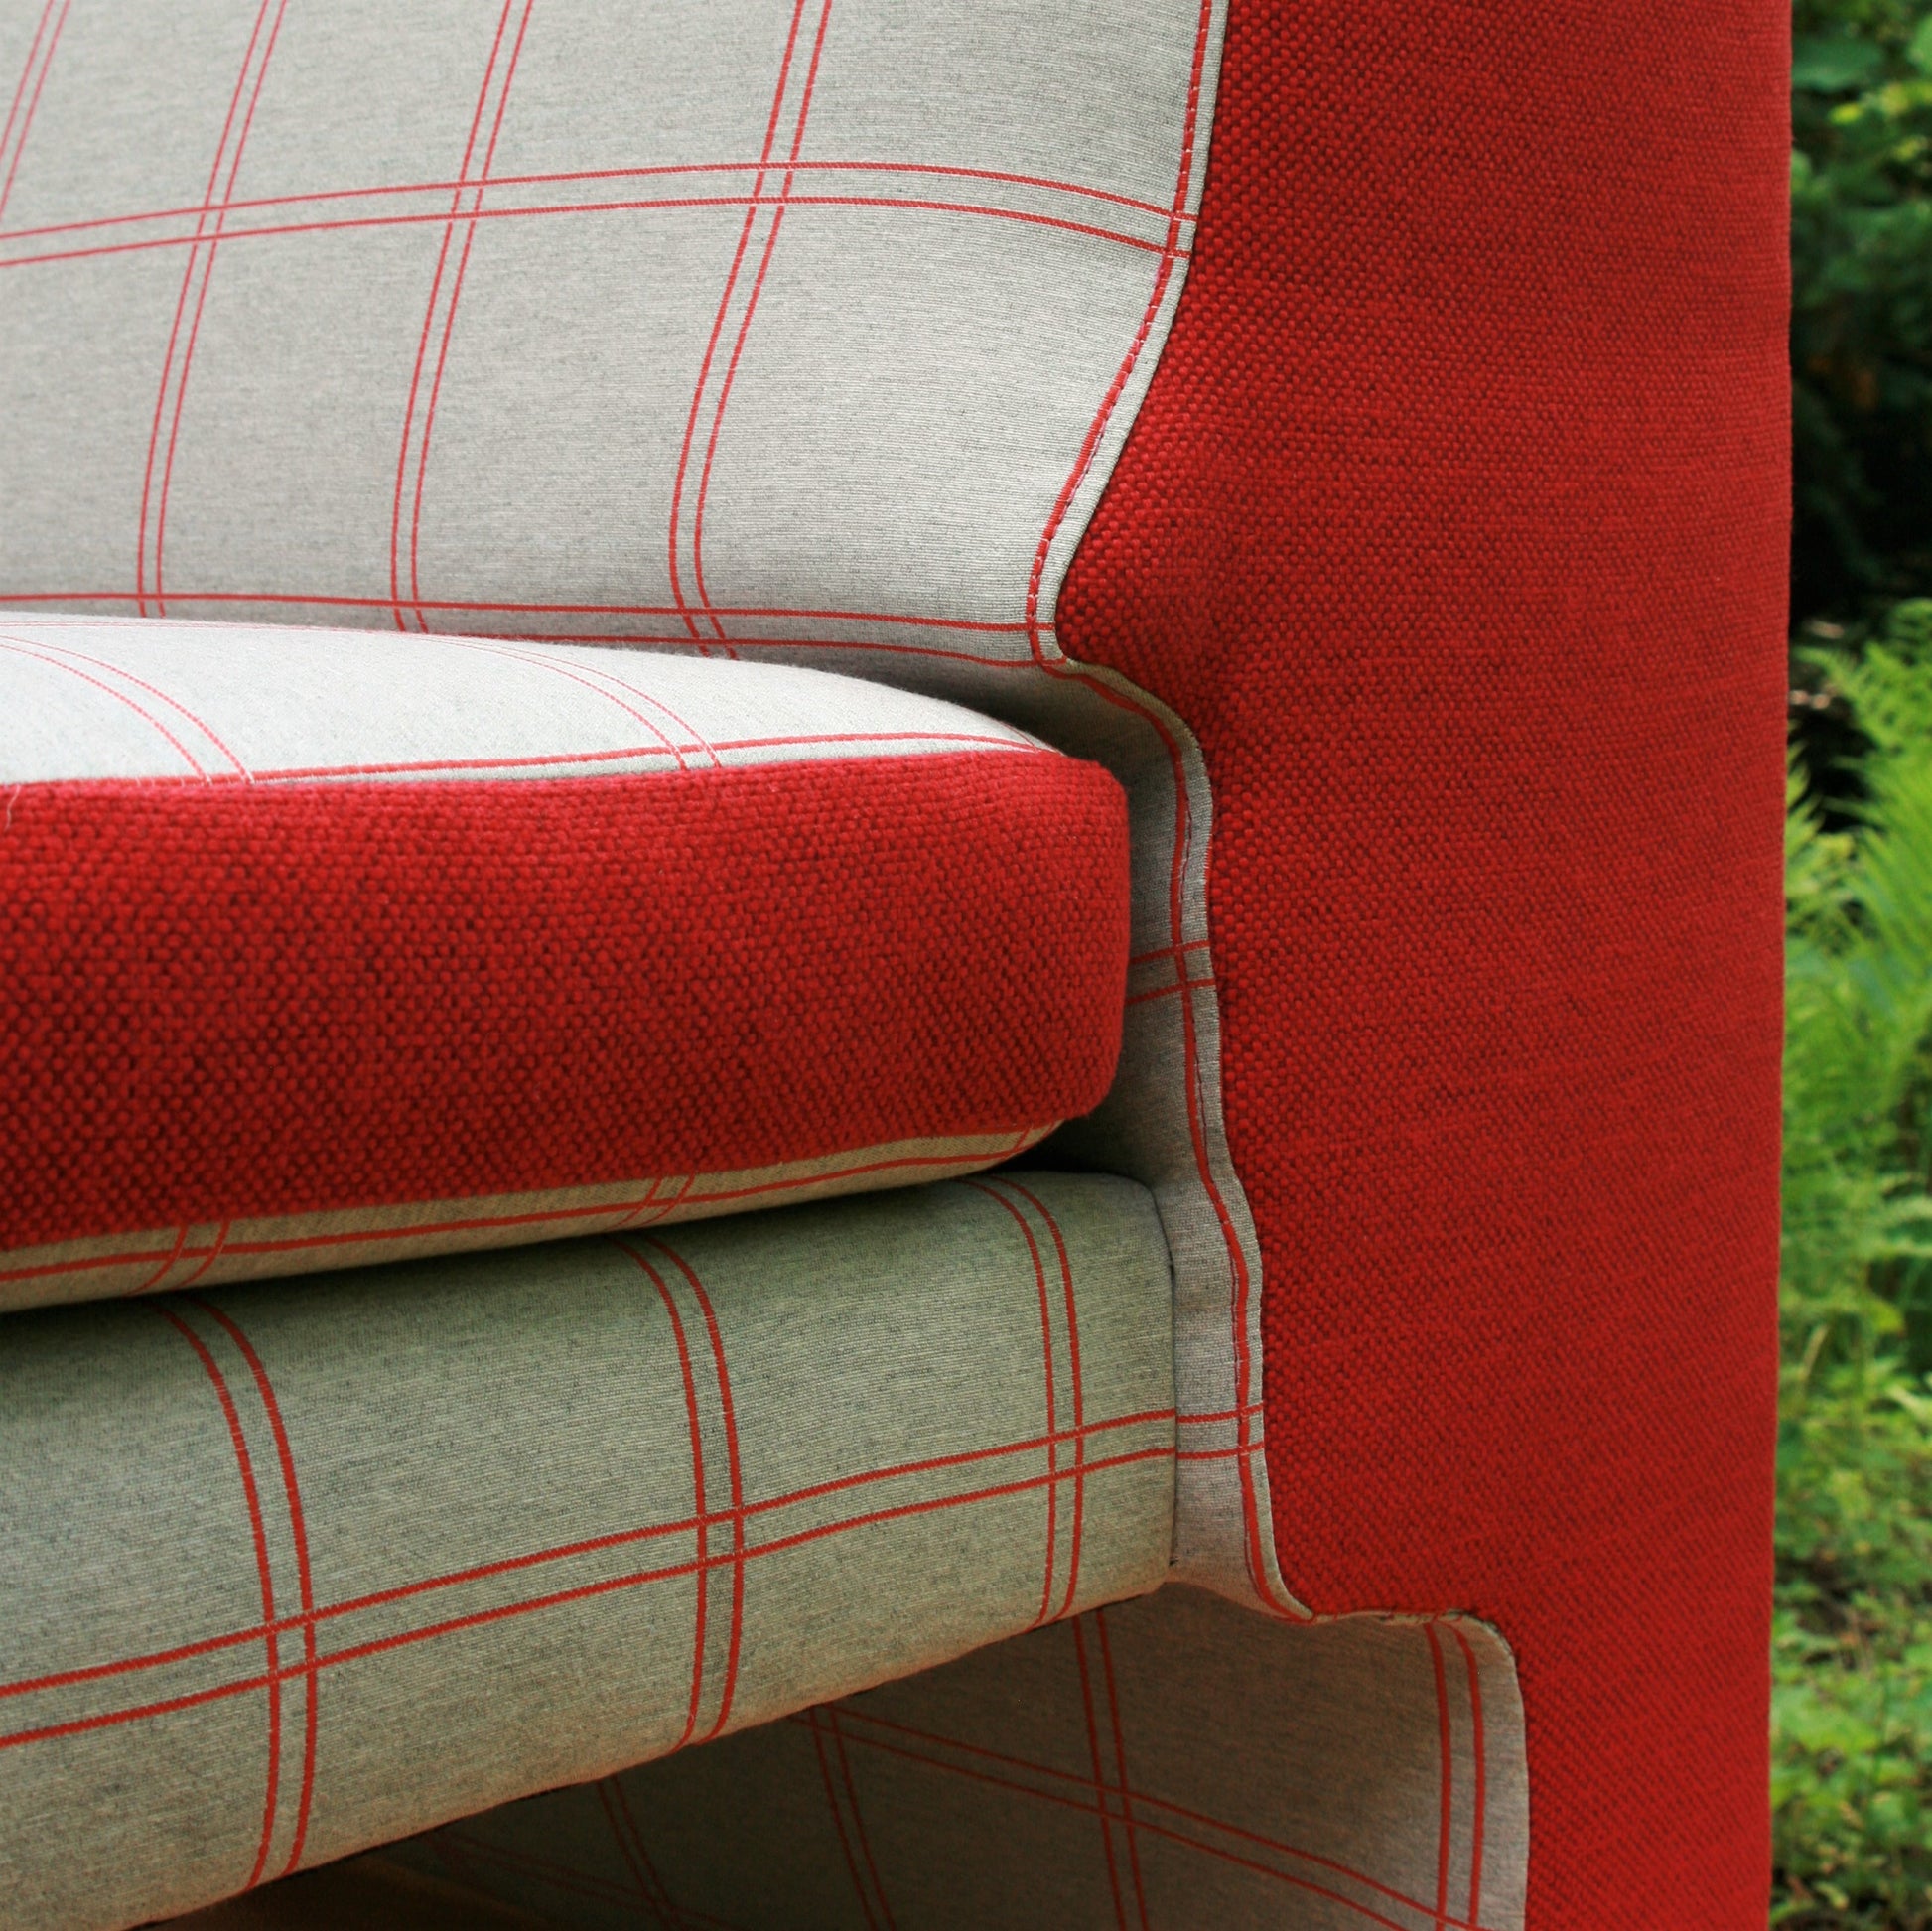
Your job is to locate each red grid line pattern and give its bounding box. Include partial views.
[136,1223,194,1295]
[189,1297,321,1880]
[0,1405,1174,1707]
[390,0,522,632]
[816,1690,1500,1931]
[1427,1621,1452,1930]
[1070,1614,1137,1931]
[72,727,1029,786]
[1450,1623,1487,1928]
[138,0,290,620]
[673,1234,750,1746]
[1093,1608,1154,1927]
[962,1177,1063,1630]
[597,1774,687,1931]
[481,631,1047,667]
[806,1708,880,1931]
[151,1304,282,1895]
[1027,1179,1091,1623]
[407,2,534,631]
[0,156,1195,248]
[806,1703,897,1931]
[625,1235,750,1744]
[818,1709,1445,1931]
[0,591,1035,632]
[0,0,68,226]
[967,1178,1092,1624]
[620,1240,714,1754]
[0,188,1184,273]
[433,632,719,772]
[668,0,816,645]
[1125,973,1216,1010]
[5,630,249,775]
[13,626,1051,675]
[0,1438,1173,1756]
[439,1831,647,1914]
[0,1134,1043,1290]
[436,1827,750,1931]
[1127,938,1213,970]
[1174,1402,1265,1429]
[178,1217,232,1290]
[688,0,836,645]
[1021,0,1212,668]
[830,1705,897,1931]
[0,635,208,774]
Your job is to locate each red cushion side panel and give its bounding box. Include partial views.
[1058,2,1787,1924]
[2,753,1128,1254]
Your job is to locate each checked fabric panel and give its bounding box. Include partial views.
[0,0,1284,1611]
[387,1586,1529,1931]
[0,1176,1175,1931]
[0,617,1129,1310]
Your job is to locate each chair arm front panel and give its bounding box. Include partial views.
[1057,1,1790,1923]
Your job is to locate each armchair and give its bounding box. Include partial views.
[0,1,1787,1926]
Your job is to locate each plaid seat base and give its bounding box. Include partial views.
[0,1175,1175,1931]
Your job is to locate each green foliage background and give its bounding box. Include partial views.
[1782,3,1932,1921]
[1793,0,1932,632]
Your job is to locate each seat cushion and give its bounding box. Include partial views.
[0,1175,1175,1931]
[0,617,1130,1311]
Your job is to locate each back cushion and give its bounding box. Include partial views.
[0,0,1213,654]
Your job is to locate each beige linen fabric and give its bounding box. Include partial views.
[0,617,1053,784]
[0,1177,1175,1931]
[3,1131,1056,1313]
[386,1587,1530,1931]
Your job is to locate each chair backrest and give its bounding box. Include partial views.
[0,0,1210,660]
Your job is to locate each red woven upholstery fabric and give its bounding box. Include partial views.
[1058,2,1789,1924]
[2,754,1128,1273]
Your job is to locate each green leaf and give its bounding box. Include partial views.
[1910,15,1932,76]
[1795,32,1888,91]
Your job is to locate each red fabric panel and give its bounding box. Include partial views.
[1,753,1128,1253]
[1058,3,1788,1924]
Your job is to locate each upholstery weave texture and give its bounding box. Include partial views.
[1054,0,1790,1920]
[392,1586,1529,1931]
[0,619,1130,1310]
[0,1175,1175,1931]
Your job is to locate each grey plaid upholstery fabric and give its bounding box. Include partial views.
[0,616,1055,786]
[0,1176,1174,1931]
[0,0,1213,644]
[386,1586,1530,1931]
